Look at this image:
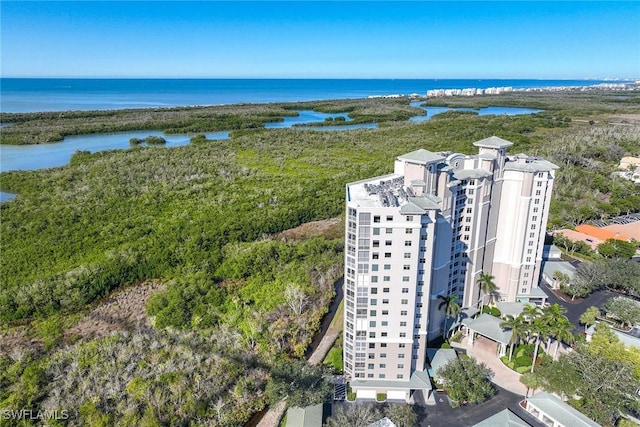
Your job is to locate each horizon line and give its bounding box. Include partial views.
[2,76,637,81]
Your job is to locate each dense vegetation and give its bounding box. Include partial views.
[435,355,495,407]
[531,324,640,426]
[1,91,639,425]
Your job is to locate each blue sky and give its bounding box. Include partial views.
[1,1,639,79]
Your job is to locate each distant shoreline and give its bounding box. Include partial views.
[2,78,634,114]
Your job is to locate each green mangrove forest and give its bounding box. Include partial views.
[1,90,639,426]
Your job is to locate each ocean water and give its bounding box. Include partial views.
[0,78,612,113]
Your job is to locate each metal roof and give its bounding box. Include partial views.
[472,136,514,149]
[463,313,513,344]
[473,409,531,427]
[526,392,601,427]
[397,149,446,165]
[285,404,324,427]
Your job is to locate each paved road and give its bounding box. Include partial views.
[539,281,616,334]
[414,385,545,427]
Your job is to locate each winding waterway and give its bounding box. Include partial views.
[0,105,539,202]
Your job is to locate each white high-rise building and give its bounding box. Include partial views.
[343,136,557,400]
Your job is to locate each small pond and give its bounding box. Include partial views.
[409,101,541,122]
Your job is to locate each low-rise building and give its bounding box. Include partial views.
[473,409,531,427]
[525,391,601,427]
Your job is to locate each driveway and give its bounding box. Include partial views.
[414,385,545,427]
[540,282,616,334]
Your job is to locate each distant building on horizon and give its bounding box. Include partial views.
[343,136,557,400]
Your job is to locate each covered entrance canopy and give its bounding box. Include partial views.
[462,313,513,356]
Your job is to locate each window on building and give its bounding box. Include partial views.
[369,332,375,338]
[535,190,541,196]
[526,257,531,262]
[401,299,408,304]
[465,226,470,231]
[383,287,390,293]
[379,374,386,378]
[372,253,379,259]
[371,276,378,283]
[374,216,380,223]
[385,240,392,246]
[405,241,412,246]
[383,276,390,282]
[379,363,386,368]
[400,321,407,327]
[398,354,405,359]
[403,265,410,270]
[382,310,389,315]
[402,288,409,293]
[380,353,387,358]
[371,287,378,294]
[386,228,393,234]
[402,277,410,282]
[521,288,527,293]
[532,216,538,221]
[385,253,392,258]
[381,321,388,326]
[401,310,408,315]
[406,228,413,234]
[369,321,376,327]
[370,310,376,316]
[369,343,375,349]
[399,343,406,348]
[406,216,413,221]
[404,252,411,258]
[373,228,380,235]
[373,240,379,247]
[384,264,391,270]
[381,332,387,337]
[381,343,387,347]
[386,215,393,221]
[371,299,377,305]
[534,198,540,204]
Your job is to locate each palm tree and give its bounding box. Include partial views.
[500,314,526,361]
[522,303,541,326]
[552,317,575,359]
[541,303,568,351]
[438,295,461,339]
[579,306,601,334]
[530,321,550,373]
[477,273,497,313]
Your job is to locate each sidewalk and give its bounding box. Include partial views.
[452,341,527,396]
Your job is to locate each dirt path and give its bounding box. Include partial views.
[275,217,343,241]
